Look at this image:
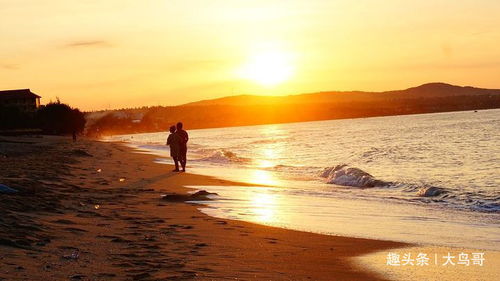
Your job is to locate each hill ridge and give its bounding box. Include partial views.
[181,82,500,107]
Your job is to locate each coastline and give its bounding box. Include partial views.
[0,136,407,280]
[110,109,500,253]
[2,136,497,280]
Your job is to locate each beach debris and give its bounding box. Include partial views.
[119,178,125,182]
[63,250,80,260]
[0,184,18,194]
[161,190,218,202]
[144,235,156,241]
[96,169,102,173]
[417,186,445,197]
[94,204,100,210]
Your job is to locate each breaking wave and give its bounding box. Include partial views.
[320,165,391,187]
[318,165,499,212]
[197,150,250,164]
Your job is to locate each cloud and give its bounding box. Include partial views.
[0,63,18,70]
[64,40,112,48]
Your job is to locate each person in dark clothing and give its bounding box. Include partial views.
[166,125,180,172]
[176,122,189,172]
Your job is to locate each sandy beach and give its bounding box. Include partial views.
[0,136,409,280]
[3,1,499,279]
[2,136,499,281]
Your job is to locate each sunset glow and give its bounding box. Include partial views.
[239,49,295,86]
[2,1,499,280]
[1,0,500,110]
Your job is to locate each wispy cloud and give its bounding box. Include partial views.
[64,40,112,48]
[0,63,18,70]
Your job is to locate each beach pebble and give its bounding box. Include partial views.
[161,190,218,202]
[62,250,80,260]
[417,186,445,197]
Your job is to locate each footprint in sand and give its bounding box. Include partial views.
[51,219,76,225]
[195,243,208,248]
[69,274,86,280]
[96,273,116,278]
[64,227,88,234]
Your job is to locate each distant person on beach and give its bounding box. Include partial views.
[176,122,189,172]
[166,125,180,172]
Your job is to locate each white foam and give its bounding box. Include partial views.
[320,165,389,187]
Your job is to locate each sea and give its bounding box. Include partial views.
[106,109,500,250]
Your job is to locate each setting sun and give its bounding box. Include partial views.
[1,1,500,280]
[239,50,295,87]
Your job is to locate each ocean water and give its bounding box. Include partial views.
[107,109,500,250]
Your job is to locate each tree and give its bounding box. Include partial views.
[36,101,86,135]
[0,105,35,130]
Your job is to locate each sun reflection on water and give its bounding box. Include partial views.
[247,169,280,186]
[254,125,286,169]
[250,191,277,223]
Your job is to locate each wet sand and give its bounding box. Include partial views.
[357,245,500,281]
[0,135,412,280]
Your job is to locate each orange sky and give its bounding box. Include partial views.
[1,0,500,110]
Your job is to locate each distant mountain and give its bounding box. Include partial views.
[183,83,500,106]
[86,83,500,136]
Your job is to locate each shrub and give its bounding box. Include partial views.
[36,101,86,135]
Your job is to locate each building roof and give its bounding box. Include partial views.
[0,89,41,100]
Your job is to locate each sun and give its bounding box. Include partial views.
[239,50,295,87]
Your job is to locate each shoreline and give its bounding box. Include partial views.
[2,136,497,280]
[122,133,500,252]
[0,136,407,280]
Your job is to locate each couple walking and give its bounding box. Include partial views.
[166,122,189,172]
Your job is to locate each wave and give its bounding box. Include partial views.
[318,165,499,212]
[249,137,290,145]
[320,165,391,188]
[319,165,447,197]
[196,150,250,164]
